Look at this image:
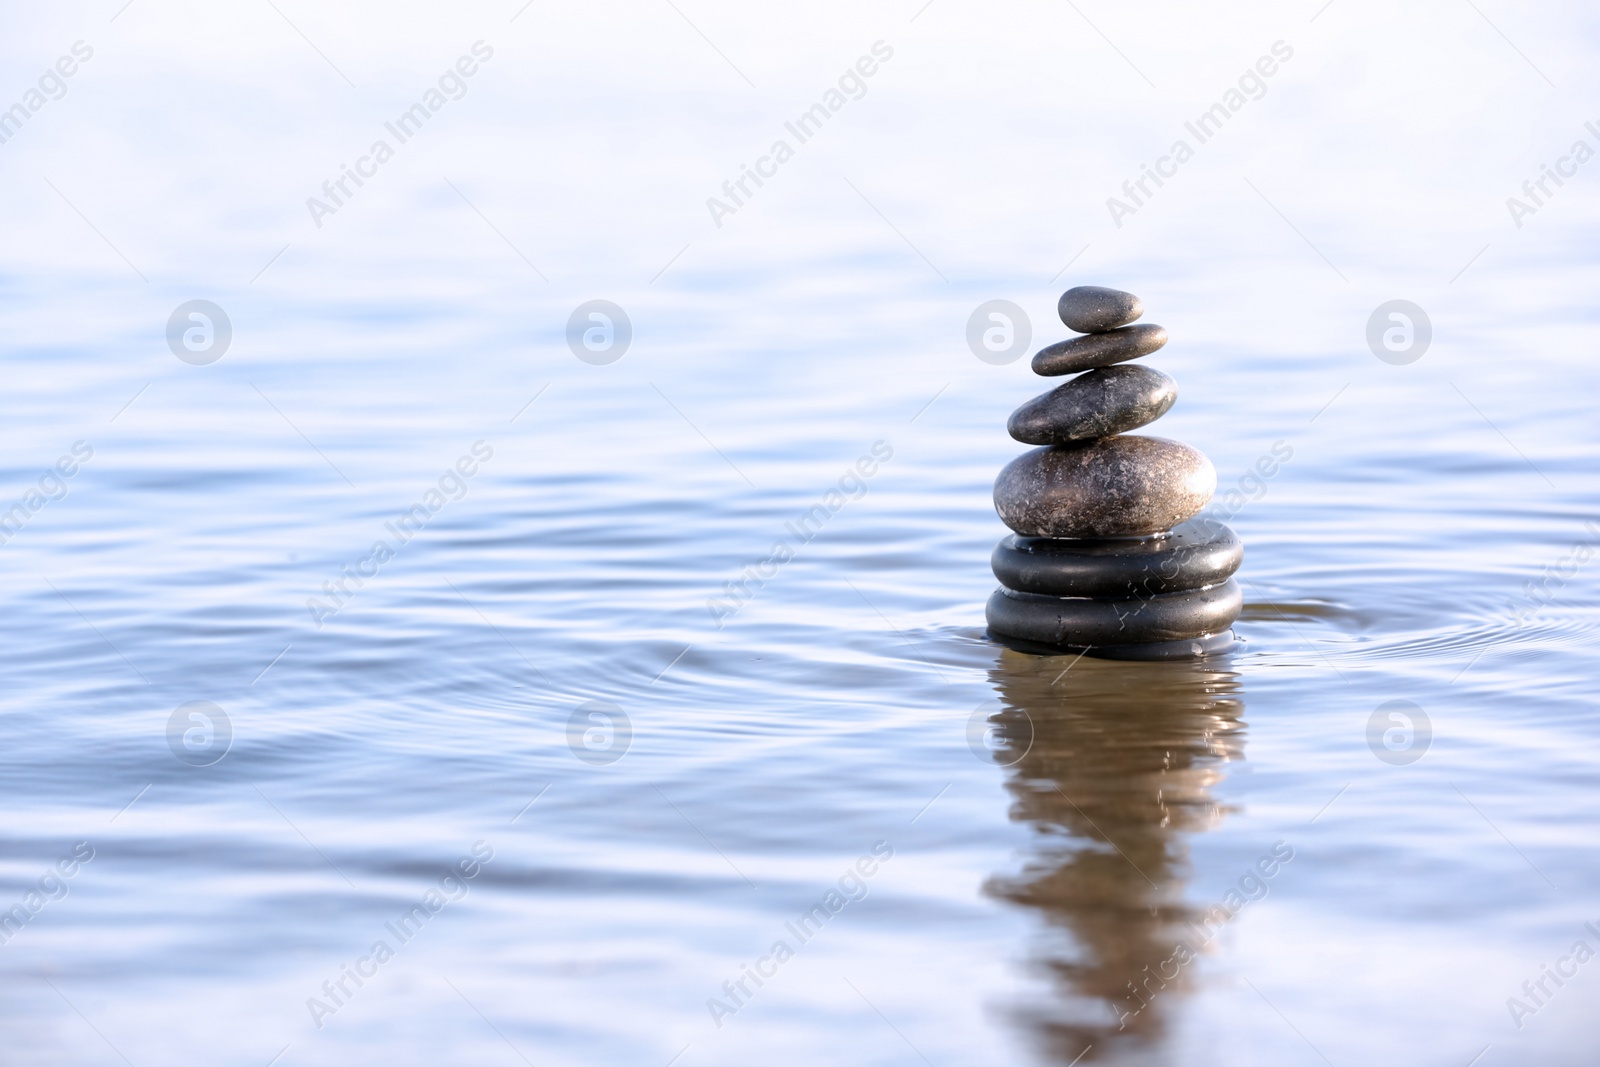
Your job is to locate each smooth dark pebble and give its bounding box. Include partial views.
[1032,324,1168,376]
[1008,365,1177,445]
[1058,286,1143,333]
[993,436,1215,538]
[990,518,1242,598]
[985,578,1243,647]
[1081,630,1236,660]
[990,627,1237,660]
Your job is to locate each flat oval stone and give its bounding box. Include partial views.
[1032,324,1167,376]
[985,577,1242,647]
[993,437,1216,538]
[991,518,1241,597]
[1007,365,1177,445]
[1058,286,1143,333]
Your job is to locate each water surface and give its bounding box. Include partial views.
[3,2,1599,1064]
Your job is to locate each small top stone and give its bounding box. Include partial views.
[1058,286,1143,333]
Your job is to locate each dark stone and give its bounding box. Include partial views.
[1058,286,1143,333]
[1032,324,1167,376]
[991,518,1241,598]
[1007,365,1177,445]
[1083,630,1236,660]
[985,578,1242,647]
[990,627,1237,660]
[993,437,1215,538]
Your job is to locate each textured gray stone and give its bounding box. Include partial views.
[1032,324,1167,376]
[991,518,1241,598]
[985,577,1242,647]
[1058,286,1143,333]
[1007,365,1177,445]
[993,437,1216,538]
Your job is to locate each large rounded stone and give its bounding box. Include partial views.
[1032,324,1167,376]
[1007,365,1177,445]
[993,437,1216,538]
[1058,286,1143,333]
[985,578,1242,647]
[991,518,1241,598]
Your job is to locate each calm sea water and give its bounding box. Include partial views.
[3,2,1599,1064]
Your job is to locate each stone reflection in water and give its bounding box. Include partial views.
[981,647,1246,1063]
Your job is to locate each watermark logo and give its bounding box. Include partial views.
[966,699,1031,766]
[1506,121,1600,230]
[567,700,630,765]
[704,41,894,230]
[1202,439,1293,526]
[0,440,93,547]
[707,442,892,628]
[166,300,232,365]
[0,40,94,149]
[1116,841,1295,1029]
[1366,699,1430,765]
[966,300,1031,365]
[705,841,894,1029]
[0,842,94,946]
[1506,924,1600,1031]
[306,840,494,1028]
[1366,299,1430,365]
[1105,40,1294,228]
[304,42,494,229]
[567,300,631,365]
[306,442,493,628]
[167,700,232,767]
[1506,520,1600,628]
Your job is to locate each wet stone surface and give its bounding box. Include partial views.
[1007,365,1178,445]
[1032,324,1168,376]
[1058,285,1144,333]
[993,436,1216,538]
[984,577,1243,646]
[1074,629,1237,660]
[990,518,1242,598]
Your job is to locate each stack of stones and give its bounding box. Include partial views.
[986,286,1243,660]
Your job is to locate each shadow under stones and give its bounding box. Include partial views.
[981,647,1246,1064]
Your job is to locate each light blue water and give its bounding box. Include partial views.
[3,2,1599,1064]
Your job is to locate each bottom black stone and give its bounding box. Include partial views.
[988,627,1235,660]
[1080,630,1235,660]
[985,578,1242,649]
[991,518,1242,598]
